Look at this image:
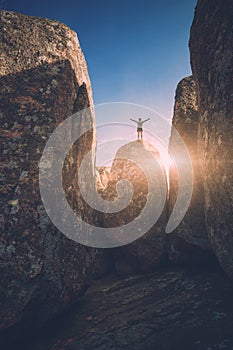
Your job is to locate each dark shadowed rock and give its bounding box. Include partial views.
[101,140,168,274]
[12,267,233,350]
[189,0,233,277]
[0,10,107,334]
[168,76,214,265]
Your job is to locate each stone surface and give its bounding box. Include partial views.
[101,140,168,273]
[0,10,106,332]
[168,76,214,265]
[5,267,233,350]
[189,0,233,277]
[96,166,111,192]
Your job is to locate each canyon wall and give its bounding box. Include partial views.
[168,76,214,265]
[0,10,106,332]
[189,0,233,277]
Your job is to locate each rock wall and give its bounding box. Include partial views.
[0,10,106,333]
[189,0,233,277]
[168,76,214,265]
[102,140,167,274]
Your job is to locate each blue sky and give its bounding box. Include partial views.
[2,0,197,120]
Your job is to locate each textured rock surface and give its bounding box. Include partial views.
[168,76,214,265]
[96,166,111,192]
[102,141,167,274]
[189,0,233,277]
[5,267,233,350]
[0,10,106,332]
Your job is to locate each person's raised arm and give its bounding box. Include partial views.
[142,118,150,123]
[130,118,137,123]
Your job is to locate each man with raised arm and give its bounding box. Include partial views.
[130,117,150,141]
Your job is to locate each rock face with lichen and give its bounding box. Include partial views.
[101,140,167,274]
[168,76,214,265]
[189,0,233,277]
[0,10,106,332]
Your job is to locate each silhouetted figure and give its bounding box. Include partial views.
[130,117,150,141]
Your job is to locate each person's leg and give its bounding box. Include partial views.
[138,130,142,140]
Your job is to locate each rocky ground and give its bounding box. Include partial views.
[3,266,233,350]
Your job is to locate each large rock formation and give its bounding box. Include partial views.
[168,76,214,265]
[189,0,233,277]
[0,10,106,334]
[102,140,167,274]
